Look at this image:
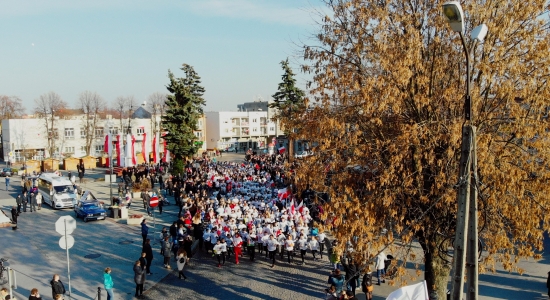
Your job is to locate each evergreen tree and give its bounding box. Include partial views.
[270,59,305,111]
[270,59,305,159]
[162,64,205,170]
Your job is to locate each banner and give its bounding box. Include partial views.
[386,280,429,300]
[155,131,160,164]
[104,135,109,167]
[116,135,121,166]
[131,135,137,165]
[152,135,157,164]
[142,132,147,163]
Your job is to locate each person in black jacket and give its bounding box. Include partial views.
[342,257,359,296]
[10,206,17,230]
[142,239,154,275]
[50,274,66,300]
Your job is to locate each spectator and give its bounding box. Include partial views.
[50,274,66,300]
[103,267,114,300]
[375,251,387,285]
[29,288,43,300]
[143,239,154,275]
[133,260,145,297]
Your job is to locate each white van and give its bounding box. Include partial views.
[37,173,77,209]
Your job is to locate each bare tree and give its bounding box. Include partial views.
[0,95,25,122]
[79,91,105,156]
[113,95,136,133]
[34,92,67,158]
[147,92,167,133]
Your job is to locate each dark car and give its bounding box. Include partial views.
[74,191,106,222]
[0,168,12,177]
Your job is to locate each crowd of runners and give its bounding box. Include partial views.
[131,150,381,300]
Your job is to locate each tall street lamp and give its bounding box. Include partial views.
[442,2,488,300]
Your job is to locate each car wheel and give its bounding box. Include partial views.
[84,218,88,223]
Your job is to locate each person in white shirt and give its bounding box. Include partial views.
[309,236,320,261]
[266,235,279,268]
[284,235,295,263]
[213,239,226,267]
[375,251,387,285]
[318,231,326,259]
[261,233,270,258]
[297,235,309,265]
[232,233,243,264]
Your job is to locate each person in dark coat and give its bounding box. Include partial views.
[133,260,145,297]
[50,274,66,300]
[15,194,22,213]
[142,239,154,275]
[30,192,37,212]
[10,206,17,230]
[342,257,360,296]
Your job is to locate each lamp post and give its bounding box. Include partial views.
[442,2,488,300]
[106,121,114,206]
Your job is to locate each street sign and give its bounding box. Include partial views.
[55,216,76,235]
[59,235,75,250]
[150,195,158,208]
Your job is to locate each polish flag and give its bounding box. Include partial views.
[278,188,289,200]
[290,198,296,215]
[297,200,304,214]
[278,146,286,154]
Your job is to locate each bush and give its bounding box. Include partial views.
[11,168,19,173]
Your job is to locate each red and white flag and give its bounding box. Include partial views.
[297,200,304,214]
[278,188,289,200]
[290,198,296,215]
[278,146,286,154]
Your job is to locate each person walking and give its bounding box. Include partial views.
[143,239,154,275]
[5,176,10,191]
[176,249,188,280]
[103,267,114,300]
[133,260,145,297]
[309,236,320,261]
[29,288,43,300]
[141,219,148,246]
[50,274,66,300]
[162,236,172,269]
[284,235,295,263]
[318,230,326,259]
[375,251,387,285]
[297,235,308,265]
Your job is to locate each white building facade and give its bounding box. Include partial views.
[205,111,280,151]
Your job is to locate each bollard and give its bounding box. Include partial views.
[97,287,102,300]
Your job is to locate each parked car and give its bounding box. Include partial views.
[0,168,12,177]
[294,151,312,159]
[226,146,237,152]
[74,191,106,222]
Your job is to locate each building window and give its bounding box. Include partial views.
[194,132,203,138]
[95,145,104,153]
[252,128,258,132]
[109,127,118,135]
[137,128,144,136]
[269,127,275,131]
[64,147,75,154]
[49,128,59,138]
[198,120,203,127]
[80,128,87,138]
[252,119,257,123]
[64,128,74,139]
[80,146,86,152]
[95,127,104,137]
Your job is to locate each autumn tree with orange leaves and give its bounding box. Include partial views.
[284,0,550,297]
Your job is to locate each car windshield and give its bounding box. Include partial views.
[83,204,100,210]
[3,168,10,172]
[54,185,74,194]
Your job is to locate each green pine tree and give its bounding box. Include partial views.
[270,59,305,111]
[162,64,206,172]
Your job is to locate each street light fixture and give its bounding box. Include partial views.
[442,2,488,300]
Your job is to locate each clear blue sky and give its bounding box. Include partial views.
[0,0,322,112]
